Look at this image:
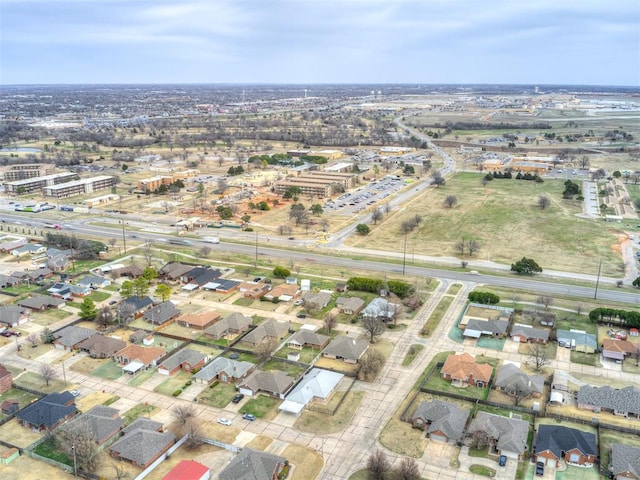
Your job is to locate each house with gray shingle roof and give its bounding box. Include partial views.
[158,348,207,376]
[59,405,123,445]
[193,357,255,385]
[17,294,66,311]
[77,274,111,289]
[219,448,287,480]
[610,443,640,480]
[121,417,163,436]
[336,296,365,315]
[109,421,175,468]
[412,400,469,443]
[203,312,252,340]
[463,318,509,339]
[240,319,289,347]
[238,370,295,399]
[466,411,529,459]
[53,326,97,350]
[0,273,23,288]
[143,300,180,327]
[286,329,330,350]
[77,334,126,359]
[0,305,28,328]
[494,363,544,398]
[534,424,596,467]
[510,324,549,343]
[556,329,597,353]
[577,385,640,418]
[301,291,332,310]
[322,336,369,364]
[361,297,400,322]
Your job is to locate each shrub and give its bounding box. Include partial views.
[172,390,182,397]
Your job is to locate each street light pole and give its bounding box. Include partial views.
[72,444,77,478]
[402,232,408,275]
[594,257,602,299]
[254,231,258,268]
[121,221,127,254]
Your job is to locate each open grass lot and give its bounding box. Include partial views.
[154,371,191,396]
[75,391,119,412]
[517,341,558,360]
[0,418,43,448]
[296,390,364,434]
[122,403,157,425]
[69,355,109,375]
[347,172,624,275]
[283,444,324,480]
[198,382,237,408]
[555,465,600,480]
[0,388,40,419]
[240,394,281,421]
[223,350,258,364]
[261,358,306,378]
[18,342,53,360]
[30,308,73,326]
[13,370,67,394]
[570,351,601,367]
[91,359,124,380]
[379,414,428,458]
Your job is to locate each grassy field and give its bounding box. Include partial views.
[30,308,72,326]
[92,360,124,380]
[122,403,157,425]
[283,444,324,480]
[198,382,237,408]
[346,172,624,275]
[295,390,364,434]
[13,371,67,394]
[240,394,281,420]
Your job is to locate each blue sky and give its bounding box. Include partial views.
[1,0,639,86]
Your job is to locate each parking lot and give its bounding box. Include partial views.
[324,176,409,215]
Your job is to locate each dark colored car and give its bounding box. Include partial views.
[296,312,306,319]
[535,461,545,476]
[498,455,507,467]
[242,413,256,421]
[231,394,244,404]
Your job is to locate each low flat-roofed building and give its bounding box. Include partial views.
[43,175,116,198]
[5,172,78,194]
[0,163,55,182]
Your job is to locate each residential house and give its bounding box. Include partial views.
[0,238,27,253]
[109,420,175,468]
[602,339,637,361]
[158,348,207,376]
[0,273,23,289]
[263,283,300,302]
[46,253,69,272]
[193,357,255,385]
[336,296,365,315]
[301,291,332,310]
[203,312,252,340]
[463,319,509,339]
[219,448,287,480]
[238,370,295,398]
[510,324,549,344]
[77,334,126,359]
[17,295,66,311]
[77,274,111,290]
[20,268,54,284]
[11,243,46,257]
[47,282,91,299]
[610,444,640,480]
[279,368,344,415]
[59,405,123,446]
[336,282,348,293]
[200,278,240,294]
[162,460,210,480]
[0,306,28,328]
[0,364,12,395]
[411,400,469,444]
[494,363,544,398]
[114,345,166,375]
[534,424,597,467]
[176,311,220,330]
[286,329,330,350]
[129,330,148,344]
[158,262,199,281]
[143,300,181,328]
[440,353,493,388]
[110,265,144,279]
[466,411,529,459]
[240,319,289,347]
[322,336,369,364]
[182,267,222,290]
[17,392,78,431]
[53,326,97,351]
[242,282,271,299]
[556,329,597,353]
[118,296,154,319]
[576,385,640,418]
[360,297,400,322]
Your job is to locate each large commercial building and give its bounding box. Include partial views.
[4,172,79,195]
[274,171,360,198]
[43,175,116,199]
[0,163,56,182]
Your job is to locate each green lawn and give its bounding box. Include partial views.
[469,465,496,477]
[224,351,258,364]
[128,368,156,387]
[0,388,40,419]
[13,371,67,394]
[2,284,40,295]
[421,296,453,337]
[402,345,424,366]
[196,335,228,347]
[31,308,72,326]
[155,372,191,396]
[571,351,601,367]
[92,361,123,380]
[198,382,238,408]
[240,394,280,418]
[274,346,319,364]
[233,297,255,307]
[260,359,306,377]
[33,438,72,466]
[122,403,157,425]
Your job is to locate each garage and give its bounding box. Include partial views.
[429,434,448,443]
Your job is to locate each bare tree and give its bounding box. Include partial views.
[396,457,421,480]
[112,463,131,480]
[96,306,114,327]
[256,338,279,362]
[58,426,101,474]
[538,195,550,210]
[141,241,154,267]
[278,224,293,235]
[431,171,445,187]
[173,404,197,427]
[527,343,550,371]
[443,195,458,208]
[198,246,211,258]
[108,238,117,249]
[467,238,481,256]
[536,295,553,310]
[371,207,383,225]
[26,332,39,348]
[40,363,58,386]
[323,313,337,334]
[361,316,385,343]
[367,449,390,480]
[471,429,491,448]
[116,302,136,326]
[173,404,203,449]
[161,201,172,213]
[384,202,392,215]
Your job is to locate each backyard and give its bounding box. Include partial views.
[295,390,365,435]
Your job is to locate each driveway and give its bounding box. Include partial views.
[457,446,517,480]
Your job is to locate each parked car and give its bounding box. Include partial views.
[535,461,545,476]
[297,312,306,319]
[70,389,81,397]
[231,394,244,404]
[498,455,507,467]
[242,413,256,421]
[217,417,232,426]
[294,299,303,306]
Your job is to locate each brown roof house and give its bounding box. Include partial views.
[602,339,637,362]
[176,311,220,330]
[336,296,365,315]
[240,319,289,348]
[109,419,175,468]
[301,291,332,310]
[17,295,66,311]
[286,329,330,350]
[219,448,287,480]
[467,411,529,460]
[158,348,207,376]
[238,371,295,399]
[510,324,549,344]
[77,334,126,359]
[322,336,369,364]
[412,400,470,444]
[114,345,166,375]
[441,353,493,388]
[263,283,300,302]
[0,364,13,395]
[204,313,252,340]
[193,357,255,385]
[58,405,123,446]
[610,443,640,480]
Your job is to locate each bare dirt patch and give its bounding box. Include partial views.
[0,418,42,448]
[283,444,324,480]
[0,451,75,479]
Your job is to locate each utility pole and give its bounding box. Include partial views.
[402,232,408,275]
[62,360,67,386]
[594,257,602,299]
[254,231,258,268]
[121,220,127,254]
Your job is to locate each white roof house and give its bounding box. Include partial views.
[279,368,343,415]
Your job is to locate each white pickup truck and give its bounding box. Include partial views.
[203,236,220,244]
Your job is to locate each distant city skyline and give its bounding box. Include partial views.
[1,0,639,86]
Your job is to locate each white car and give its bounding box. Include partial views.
[70,389,81,397]
[217,417,232,426]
